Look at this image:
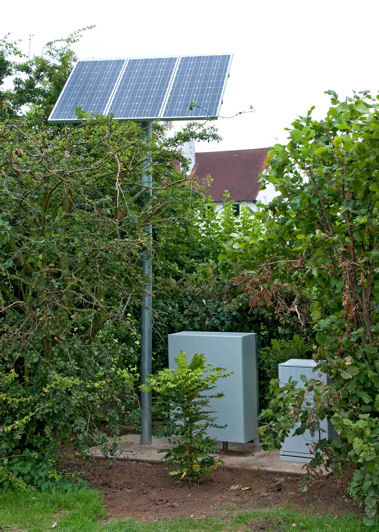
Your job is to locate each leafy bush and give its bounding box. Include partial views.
[251,91,378,525]
[0,117,147,487]
[258,334,313,408]
[0,107,219,487]
[152,201,308,391]
[143,350,231,482]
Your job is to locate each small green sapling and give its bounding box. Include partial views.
[143,350,231,482]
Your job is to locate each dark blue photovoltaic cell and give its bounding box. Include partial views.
[49,60,124,120]
[108,57,177,118]
[162,55,230,119]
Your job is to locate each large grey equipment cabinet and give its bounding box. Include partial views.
[279,359,333,462]
[168,332,258,443]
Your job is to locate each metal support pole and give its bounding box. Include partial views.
[141,121,153,444]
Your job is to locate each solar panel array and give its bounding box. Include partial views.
[48,55,231,122]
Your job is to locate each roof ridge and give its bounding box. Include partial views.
[196,147,271,156]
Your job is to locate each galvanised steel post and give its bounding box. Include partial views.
[140,120,153,444]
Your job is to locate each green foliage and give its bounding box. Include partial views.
[0,117,146,487]
[153,201,307,399]
[0,112,218,489]
[258,334,312,408]
[0,31,224,489]
[0,28,92,122]
[333,414,379,527]
[258,376,331,453]
[143,350,231,482]
[253,91,378,524]
[260,377,378,527]
[0,30,225,489]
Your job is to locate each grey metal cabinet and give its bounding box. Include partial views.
[168,331,258,443]
[279,359,331,462]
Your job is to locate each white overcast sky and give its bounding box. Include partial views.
[2,0,378,152]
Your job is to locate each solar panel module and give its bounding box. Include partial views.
[49,60,125,122]
[108,57,177,119]
[163,55,231,119]
[48,55,231,122]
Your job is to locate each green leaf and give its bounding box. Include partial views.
[290,129,302,142]
[356,102,370,114]
[346,366,360,377]
[310,302,322,322]
[360,392,371,404]
[340,370,353,380]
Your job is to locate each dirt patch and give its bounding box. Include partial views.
[59,457,361,522]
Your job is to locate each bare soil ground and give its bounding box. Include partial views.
[60,457,362,522]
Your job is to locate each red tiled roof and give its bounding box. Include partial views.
[193,148,270,202]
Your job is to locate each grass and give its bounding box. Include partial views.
[0,489,105,531]
[0,488,367,531]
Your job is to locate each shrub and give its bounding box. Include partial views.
[143,350,231,482]
[258,334,313,409]
[251,91,378,525]
[0,113,218,488]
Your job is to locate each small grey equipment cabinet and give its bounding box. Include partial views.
[168,332,258,444]
[279,359,331,462]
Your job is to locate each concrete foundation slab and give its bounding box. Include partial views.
[88,434,309,476]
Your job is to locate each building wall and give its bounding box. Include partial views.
[180,141,196,171]
[258,181,278,204]
[214,201,259,214]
